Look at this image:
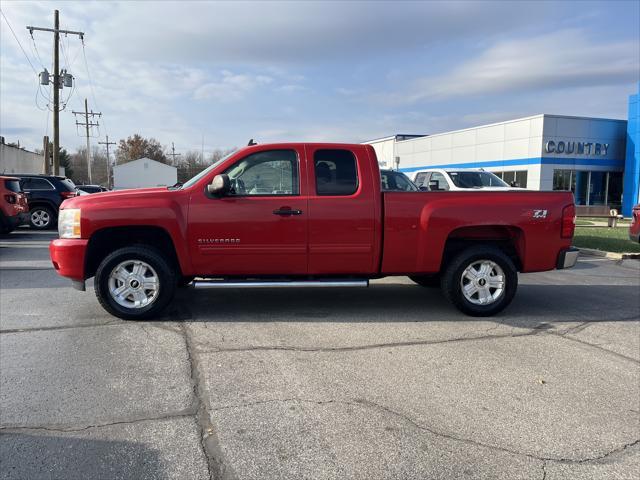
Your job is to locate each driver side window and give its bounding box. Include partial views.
[223,150,299,196]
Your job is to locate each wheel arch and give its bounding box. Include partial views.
[441,225,524,272]
[84,225,183,279]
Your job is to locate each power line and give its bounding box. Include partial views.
[81,40,108,136]
[0,9,38,74]
[72,98,101,184]
[27,10,85,175]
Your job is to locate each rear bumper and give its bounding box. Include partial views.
[557,247,579,269]
[50,238,88,282]
[1,211,28,229]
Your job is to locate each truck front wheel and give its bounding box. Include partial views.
[440,246,517,317]
[94,246,177,320]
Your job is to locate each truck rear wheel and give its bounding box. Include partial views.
[440,245,517,317]
[94,246,177,320]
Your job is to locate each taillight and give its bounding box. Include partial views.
[4,194,16,204]
[561,204,575,239]
[60,191,76,199]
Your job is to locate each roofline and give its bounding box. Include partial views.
[395,113,627,143]
[362,134,427,143]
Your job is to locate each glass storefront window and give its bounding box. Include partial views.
[574,171,589,205]
[607,172,623,210]
[495,170,528,188]
[589,172,607,205]
[552,169,623,209]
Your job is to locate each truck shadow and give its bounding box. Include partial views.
[0,432,168,480]
[168,283,640,327]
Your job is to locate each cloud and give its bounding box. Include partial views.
[9,1,552,66]
[391,29,639,104]
[194,70,273,101]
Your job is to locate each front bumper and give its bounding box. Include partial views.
[557,247,579,269]
[49,238,88,283]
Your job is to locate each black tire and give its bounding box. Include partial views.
[409,275,440,288]
[440,245,517,317]
[29,206,55,230]
[94,246,177,320]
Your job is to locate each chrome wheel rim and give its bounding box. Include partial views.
[108,260,159,309]
[460,260,505,306]
[31,210,50,227]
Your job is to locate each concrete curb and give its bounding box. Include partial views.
[577,247,640,261]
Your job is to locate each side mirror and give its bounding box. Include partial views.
[207,174,231,196]
[429,180,440,191]
[510,181,520,188]
[419,186,429,191]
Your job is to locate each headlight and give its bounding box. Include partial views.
[58,209,81,238]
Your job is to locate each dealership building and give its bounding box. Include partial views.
[365,85,640,216]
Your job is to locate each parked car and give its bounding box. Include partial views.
[0,176,29,234]
[50,143,577,320]
[630,204,640,243]
[14,174,77,229]
[411,168,521,191]
[76,185,109,194]
[380,169,419,191]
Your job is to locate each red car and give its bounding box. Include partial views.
[50,143,577,319]
[630,205,640,243]
[0,175,29,234]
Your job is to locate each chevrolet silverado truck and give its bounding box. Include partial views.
[50,143,577,320]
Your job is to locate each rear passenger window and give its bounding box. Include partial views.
[21,178,53,190]
[314,149,358,196]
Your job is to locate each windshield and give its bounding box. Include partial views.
[181,150,237,189]
[448,171,508,188]
[4,179,22,193]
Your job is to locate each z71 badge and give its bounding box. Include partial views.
[532,209,548,219]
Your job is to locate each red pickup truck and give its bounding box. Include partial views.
[50,143,577,319]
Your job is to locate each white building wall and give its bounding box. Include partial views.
[394,115,545,190]
[0,143,46,175]
[366,114,626,192]
[365,137,396,168]
[113,158,177,190]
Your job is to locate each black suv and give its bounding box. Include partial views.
[76,184,109,194]
[15,174,77,229]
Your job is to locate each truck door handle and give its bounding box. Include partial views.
[273,208,303,216]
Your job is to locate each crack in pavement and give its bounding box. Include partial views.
[182,323,231,480]
[191,322,639,366]
[0,320,124,335]
[208,397,640,466]
[193,329,542,355]
[550,331,640,364]
[0,411,197,433]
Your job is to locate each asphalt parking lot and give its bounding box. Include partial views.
[1,229,638,480]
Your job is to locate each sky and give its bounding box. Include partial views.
[1,0,639,157]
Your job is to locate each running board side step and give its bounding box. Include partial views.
[192,279,369,289]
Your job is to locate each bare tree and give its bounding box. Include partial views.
[69,146,109,186]
[115,134,168,164]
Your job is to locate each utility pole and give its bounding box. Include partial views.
[168,142,181,164]
[27,10,84,175]
[72,98,101,184]
[98,135,116,189]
